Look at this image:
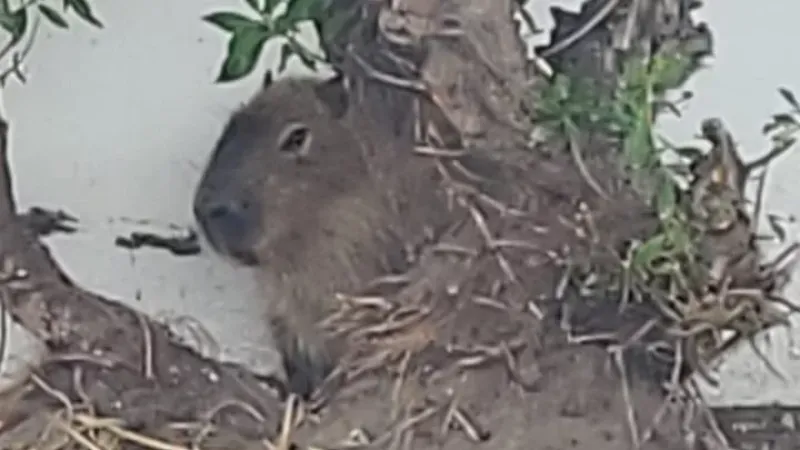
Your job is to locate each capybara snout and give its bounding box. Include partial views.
[193,188,261,266]
[193,120,267,266]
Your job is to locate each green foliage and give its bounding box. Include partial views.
[537,51,800,304]
[536,52,704,289]
[63,0,102,28]
[613,55,705,284]
[536,74,618,136]
[537,53,692,198]
[763,87,800,152]
[203,0,329,83]
[38,5,68,28]
[0,0,102,86]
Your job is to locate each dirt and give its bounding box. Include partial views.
[296,343,689,450]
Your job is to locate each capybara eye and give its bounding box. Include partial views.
[277,123,312,156]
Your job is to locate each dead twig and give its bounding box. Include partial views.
[567,131,611,201]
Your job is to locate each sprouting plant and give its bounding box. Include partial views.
[536,53,692,202]
[536,74,618,133]
[536,49,706,299]
[613,58,701,288]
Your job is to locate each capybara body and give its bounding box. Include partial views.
[193,75,449,397]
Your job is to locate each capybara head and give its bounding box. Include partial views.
[192,75,367,266]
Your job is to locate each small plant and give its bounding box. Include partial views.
[535,50,710,299]
[0,0,102,86]
[203,0,335,83]
[613,55,700,282]
[535,53,693,204]
[538,45,800,385]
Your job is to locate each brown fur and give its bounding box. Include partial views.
[193,75,449,397]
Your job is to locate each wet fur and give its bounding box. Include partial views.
[193,75,448,397]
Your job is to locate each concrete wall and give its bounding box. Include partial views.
[1,0,797,406]
[0,0,330,383]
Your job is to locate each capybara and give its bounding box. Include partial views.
[193,75,450,397]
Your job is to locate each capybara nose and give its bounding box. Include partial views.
[195,199,247,234]
[204,201,238,223]
[194,197,258,265]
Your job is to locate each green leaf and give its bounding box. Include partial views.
[651,53,692,93]
[244,0,262,12]
[274,38,318,74]
[779,87,800,112]
[64,0,103,28]
[0,6,27,45]
[273,0,320,33]
[648,255,674,276]
[770,113,797,127]
[632,234,668,273]
[263,0,282,14]
[283,0,321,22]
[623,116,654,170]
[664,218,692,256]
[655,176,677,220]
[320,6,352,46]
[203,11,264,33]
[762,120,781,135]
[39,4,69,29]
[216,26,272,83]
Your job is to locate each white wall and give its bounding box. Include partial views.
[0,0,798,406]
[0,0,330,383]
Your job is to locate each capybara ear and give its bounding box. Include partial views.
[262,69,274,89]
[313,74,349,119]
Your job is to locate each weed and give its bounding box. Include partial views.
[535,51,702,288]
